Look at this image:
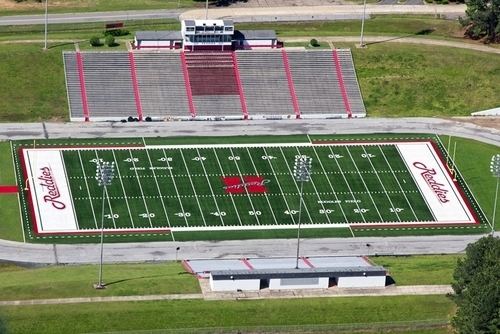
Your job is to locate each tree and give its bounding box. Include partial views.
[89,36,102,47]
[460,0,500,43]
[105,35,116,47]
[451,235,500,333]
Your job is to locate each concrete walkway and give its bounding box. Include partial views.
[0,284,453,305]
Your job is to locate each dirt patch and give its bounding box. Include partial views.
[450,116,500,131]
[0,0,86,10]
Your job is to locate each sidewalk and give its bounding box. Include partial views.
[0,284,453,306]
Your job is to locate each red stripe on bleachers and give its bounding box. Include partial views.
[281,49,301,119]
[0,185,18,194]
[241,258,254,270]
[180,52,197,118]
[76,52,90,122]
[128,52,143,121]
[231,52,249,120]
[332,50,352,118]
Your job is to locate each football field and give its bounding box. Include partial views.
[19,138,481,241]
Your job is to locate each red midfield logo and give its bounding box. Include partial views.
[38,166,66,210]
[413,162,450,204]
[222,176,270,194]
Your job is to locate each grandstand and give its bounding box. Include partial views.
[64,49,366,121]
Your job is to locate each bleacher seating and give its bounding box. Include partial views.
[133,52,190,119]
[63,49,366,121]
[236,50,296,118]
[286,50,348,117]
[335,49,366,116]
[183,52,244,117]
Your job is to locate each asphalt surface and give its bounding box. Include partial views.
[0,4,466,26]
[0,117,498,264]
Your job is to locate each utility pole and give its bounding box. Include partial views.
[359,0,367,48]
[490,154,500,235]
[43,0,48,50]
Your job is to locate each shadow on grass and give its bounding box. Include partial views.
[104,273,170,286]
[365,28,436,46]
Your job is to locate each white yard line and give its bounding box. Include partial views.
[212,148,243,226]
[143,148,173,230]
[360,146,401,222]
[179,149,207,227]
[345,146,384,222]
[310,145,349,223]
[60,151,79,229]
[162,148,189,227]
[261,147,296,225]
[295,147,333,225]
[245,147,279,225]
[111,150,136,229]
[327,146,367,223]
[229,147,261,225]
[378,145,419,221]
[128,149,153,228]
[77,150,98,229]
[195,148,225,226]
[94,151,117,229]
[277,147,314,224]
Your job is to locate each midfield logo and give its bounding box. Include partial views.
[38,166,66,210]
[222,176,270,194]
[413,162,450,204]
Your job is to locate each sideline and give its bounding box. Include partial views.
[0,285,453,305]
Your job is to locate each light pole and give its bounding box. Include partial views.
[94,161,115,289]
[359,0,367,48]
[205,0,209,19]
[490,154,500,235]
[293,155,312,269]
[43,0,49,50]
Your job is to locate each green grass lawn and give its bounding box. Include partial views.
[0,0,200,15]
[371,255,461,285]
[0,142,15,184]
[0,262,199,301]
[0,295,454,333]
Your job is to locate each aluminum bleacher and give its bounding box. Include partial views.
[63,49,366,121]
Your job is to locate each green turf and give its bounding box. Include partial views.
[370,255,461,285]
[0,262,199,301]
[11,134,492,242]
[0,195,24,242]
[0,295,454,334]
[0,141,16,184]
[0,0,199,15]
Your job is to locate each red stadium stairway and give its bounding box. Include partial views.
[182,52,247,119]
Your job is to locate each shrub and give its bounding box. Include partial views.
[105,35,116,47]
[90,36,102,47]
[104,29,130,37]
[310,38,320,47]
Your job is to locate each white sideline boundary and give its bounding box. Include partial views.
[21,141,478,235]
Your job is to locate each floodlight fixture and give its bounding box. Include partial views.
[293,155,312,269]
[489,154,500,235]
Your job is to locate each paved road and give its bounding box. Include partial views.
[0,4,465,26]
[0,235,485,265]
[1,118,498,145]
[0,117,497,264]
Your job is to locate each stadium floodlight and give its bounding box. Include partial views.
[43,0,48,50]
[490,154,500,235]
[94,161,115,289]
[293,155,312,269]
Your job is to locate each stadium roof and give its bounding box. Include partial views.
[135,31,182,41]
[211,266,387,280]
[234,30,277,40]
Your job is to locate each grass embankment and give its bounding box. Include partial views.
[0,141,23,242]
[0,295,454,334]
[0,0,200,15]
[0,262,199,301]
